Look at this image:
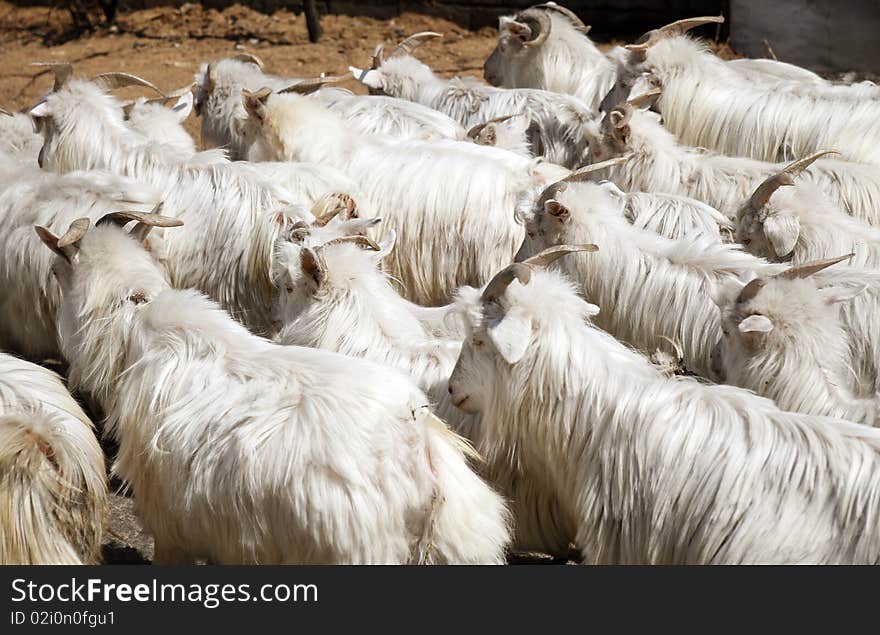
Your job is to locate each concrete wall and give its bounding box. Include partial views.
[729,0,879,72]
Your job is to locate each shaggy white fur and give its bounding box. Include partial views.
[44,221,511,564]
[0,353,106,564]
[517,179,783,377]
[449,264,880,563]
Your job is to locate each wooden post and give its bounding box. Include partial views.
[304,0,322,43]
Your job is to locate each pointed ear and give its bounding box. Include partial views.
[342,217,382,236]
[487,312,532,364]
[610,121,630,145]
[242,88,271,122]
[376,230,396,259]
[763,213,800,257]
[545,200,570,223]
[30,101,50,118]
[171,91,193,121]
[738,314,773,336]
[300,247,325,289]
[350,67,383,89]
[507,20,533,43]
[479,123,498,146]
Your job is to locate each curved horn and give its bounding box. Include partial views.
[736,278,766,304]
[748,172,795,209]
[96,210,183,228]
[481,263,533,302]
[627,87,662,108]
[91,72,164,96]
[782,150,839,175]
[278,75,347,95]
[0,107,11,116]
[532,3,590,33]
[56,217,91,248]
[231,53,264,69]
[466,114,519,139]
[242,87,273,102]
[521,244,598,268]
[323,235,382,251]
[626,15,724,52]
[31,62,73,92]
[562,156,629,183]
[312,206,346,227]
[371,43,386,69]
[391,32,443,57]
[517,9,552,48]
[776,254,854,280]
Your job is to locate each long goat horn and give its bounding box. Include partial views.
[782,150,840,175]
[31,62,73,91]
[91,72,165,96]
[466,114,520,139]
[56,217,91,248]
[96,210,183,228]
[521,244,598,268]
[481,263,533,302]
[322,235,382,251]
[278,75,348,95]
[748,172,796,209]
[516,9,551,48]
[626,15,724,53]
[532,2,590,33]
[776,254,854,280]
[231,53,264,69]
[562,156,630,184]
[391,32,443,57]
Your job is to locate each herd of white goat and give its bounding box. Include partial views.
[4,2,880,564]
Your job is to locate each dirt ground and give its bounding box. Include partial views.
[0,2,518,141]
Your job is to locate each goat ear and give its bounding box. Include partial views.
[376,230,396,259]
[479,123,498,146]
[343,217,382,237]
[487,312,532,364]
[507,20,533,43]
[822,284,867,306]
[763,214,800,257]
[610,122,630,145]
[738,314,774,335]
[545,200,570,223]
[300,247,326,288]
[171,91,193,121]
[350,67,382,89]
[30,101,50,119]
[242,89,269,122]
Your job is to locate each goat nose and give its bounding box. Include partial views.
[447,383,454,394]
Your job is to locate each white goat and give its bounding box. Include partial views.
[352,32,594,168]
[273,233,573,555]
[240,88,544,305]
[31,72,367,335]
[628,35,880,164]
[716,257,880,426]
[194,56,464,159]
[37,217,510,564]
[737,168,880,268]
[483,4,618,112]
[517,175,784,377]
[0,110,41,167]
[0,168,161,360]
[124,91,196,156]
[590,103,880,225]
[449,250,880,563]
[0,352,106,564]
